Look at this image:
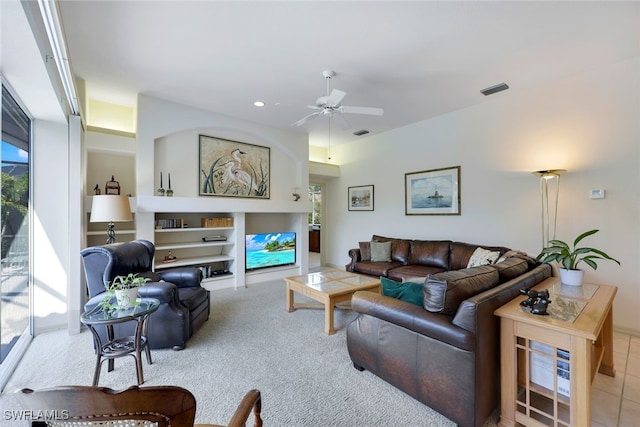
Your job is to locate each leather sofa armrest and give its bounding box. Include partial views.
[158,268,203,288]
[351,291,474,351]
[137,281,179,304]
[345,248,361,272]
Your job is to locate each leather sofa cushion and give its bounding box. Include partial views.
[493,257,529,282]
[387,265,446,282]
[371,235,411,264]
[424,266,499,315]
[353,261,404,277]
[408,240,451,269]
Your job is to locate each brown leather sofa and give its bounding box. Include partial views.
[80,240,210,350]
[346,234,512,281]
[346,235,552,427]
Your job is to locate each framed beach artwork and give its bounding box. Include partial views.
[199,135,270,198]
[404,166,460,215]
[348,185,374,211]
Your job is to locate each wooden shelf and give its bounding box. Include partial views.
[87,229,136,236]
[154,255,234,270]
[155,226,233,233]
[155,241,233,251]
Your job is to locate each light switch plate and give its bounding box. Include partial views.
[589,189,605,199]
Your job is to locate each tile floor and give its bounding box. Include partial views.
[591,333,640,426]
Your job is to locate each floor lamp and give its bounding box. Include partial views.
[532,169,566,249]
[90,195,133,244]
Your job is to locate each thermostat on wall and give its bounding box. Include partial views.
[589,189,605,199]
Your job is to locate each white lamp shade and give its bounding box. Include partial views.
[90,195,133,223]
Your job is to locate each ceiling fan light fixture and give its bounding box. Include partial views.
[253,100,265,107]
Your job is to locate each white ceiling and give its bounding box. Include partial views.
[58,1,639,148]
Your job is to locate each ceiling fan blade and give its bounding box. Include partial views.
[340,105,384,116]
[327,89,347,106]
[291,111,320,127]
[332,114,351,130]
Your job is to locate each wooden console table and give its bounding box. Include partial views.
[495,277,616,426]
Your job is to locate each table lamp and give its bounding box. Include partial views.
[90,195,133,244]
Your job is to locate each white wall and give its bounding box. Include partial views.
[136,94,309,199]
[2,0,77,334]
[135,95,311,285]
[325,57,639,334]
[31,122,72,333]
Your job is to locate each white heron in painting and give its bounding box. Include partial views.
[221,160,258,193]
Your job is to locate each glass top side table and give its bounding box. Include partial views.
[81,298,160,386]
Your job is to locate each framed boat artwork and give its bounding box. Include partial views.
[404,166,460,215]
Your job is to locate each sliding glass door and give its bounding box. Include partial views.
[1,85,31,366]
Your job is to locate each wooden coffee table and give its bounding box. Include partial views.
[285,269,380,335]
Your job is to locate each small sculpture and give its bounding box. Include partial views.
[163,251,177,263]
[105,175,121,195]
[520,288,551,315]
[93,184,101,195]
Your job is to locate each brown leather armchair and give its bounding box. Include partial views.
[80,240,210,350]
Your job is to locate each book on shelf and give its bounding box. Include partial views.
[530,340,571,398]
[155,218,185,229]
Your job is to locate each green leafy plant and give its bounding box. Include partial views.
[107,273,151,290]
[536,229,620,271]
[99,273,150,314]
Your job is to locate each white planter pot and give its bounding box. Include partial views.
[559,268,585,286]
[115,288,138,308]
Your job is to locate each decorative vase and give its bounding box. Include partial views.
[559,268,584,286]
[115,288,138,308]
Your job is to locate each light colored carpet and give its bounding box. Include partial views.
[0,277,499,426]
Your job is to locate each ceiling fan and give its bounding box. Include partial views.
[291,70,384,129]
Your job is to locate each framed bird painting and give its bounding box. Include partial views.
[199,135,270,199]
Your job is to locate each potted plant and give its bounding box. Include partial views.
[100,273,150,312]
[536,229,620,286]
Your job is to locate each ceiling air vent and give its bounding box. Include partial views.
[480,83,509,96]
[353,129,370,136]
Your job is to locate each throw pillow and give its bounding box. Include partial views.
[370,241,391,262]
[381,276,424,306]
[359,241,371,261]
[467,247,501,268]
[423,266,499,315]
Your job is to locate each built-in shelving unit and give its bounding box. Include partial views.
[134,197,312,290]
[153,213,236,285]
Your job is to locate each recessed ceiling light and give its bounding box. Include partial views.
[253,101,265,107]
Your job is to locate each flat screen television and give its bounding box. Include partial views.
[245,232,296,271]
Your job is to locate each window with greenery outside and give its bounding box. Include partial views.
[308,185,321,225]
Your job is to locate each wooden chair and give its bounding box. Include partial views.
[16,385,262,427]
